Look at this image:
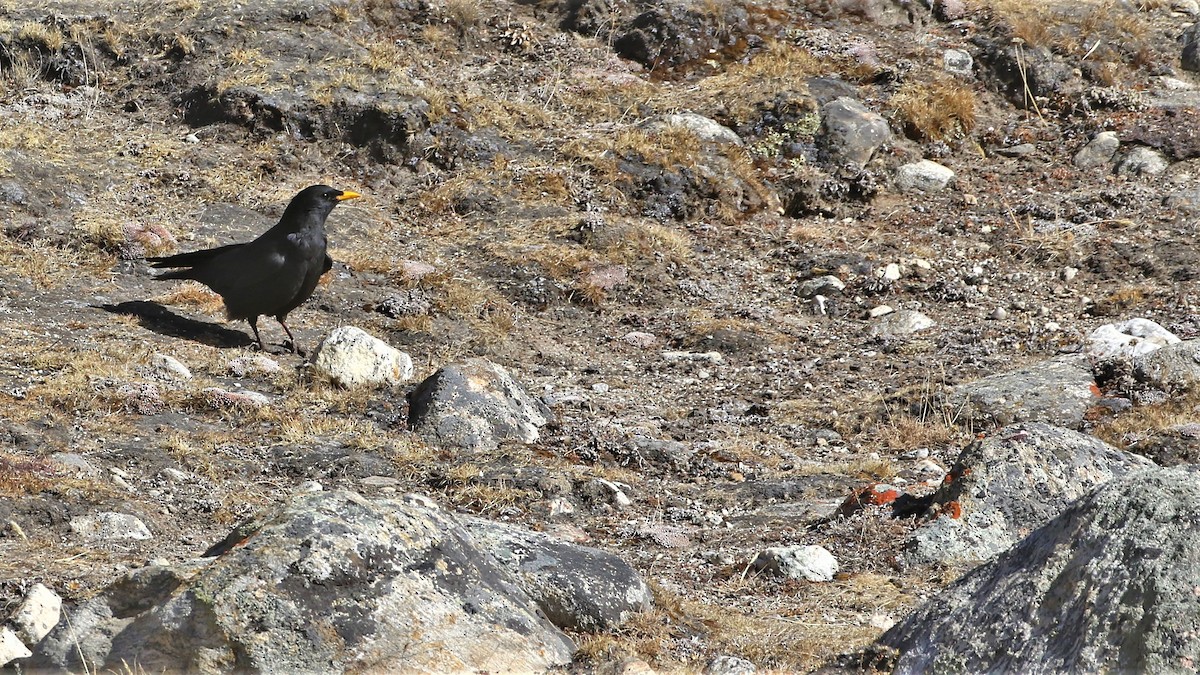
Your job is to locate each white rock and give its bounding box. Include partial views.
[881,263,902,281]
[653,112,743,145]
[150,353,192,380]
[943,49,973,76]
[706,654,758,675]
[870,304,895,318]
[69,512,152,540]
[798,275,846,297]
[895,160,955,193]
[312,326,414,388]
[227,354,282,377]
[754,544,839,582]
[1086,319,1181,360]
[623,331,658,348]
[662,350,724,364]
[1073,131,1120,170]
[12,582,61,644]
[872,309,935,336]
[0,627,30,667]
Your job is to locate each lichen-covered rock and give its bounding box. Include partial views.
[408,358,553,451]
[904,423,1155,565]
[876,466,1200,673]
[463,516,652,632]
[34,491,574,673]
[312,326,414,388]
[1073,131,1120,169]
[946,354,1097,430]
[752,545,839,582]
[1131,339,1200,393]
[817,97,892,168]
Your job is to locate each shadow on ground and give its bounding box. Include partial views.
[98,301,254,349]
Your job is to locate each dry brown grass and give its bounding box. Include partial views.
[889,77,977,142]
[1091,391,1200,449]
[695,41,822,124]
[152,283,227,316]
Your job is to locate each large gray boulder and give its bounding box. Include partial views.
[463,517,652,632]
[877,466,1200,673]
[1132,339,1200,393]
[904,423,1155,565]
[945,354,1097,430]
[408,358,554,451]
[34,491,575,673]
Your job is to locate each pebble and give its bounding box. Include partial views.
[623,331,658,348]
[1062,267,1079,282]
[150,353,192,380]
[990,307,1008,320]
[881,263,902,281]
[869,305,894,318]
[298,480,323,492]
[942,49,973,76]
[895,160,955,193]
[662,350,724,365]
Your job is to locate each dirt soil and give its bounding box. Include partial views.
[1,0,1198,670]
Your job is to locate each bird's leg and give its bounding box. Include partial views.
[277,317,299,354]
[248,316,268,352]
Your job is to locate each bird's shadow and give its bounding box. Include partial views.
[98,301,254,349]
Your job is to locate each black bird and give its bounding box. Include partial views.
[148,185,360,353]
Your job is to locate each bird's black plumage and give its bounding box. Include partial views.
[148,184,360,353]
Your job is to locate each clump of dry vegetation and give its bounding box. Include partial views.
[889,77,977,142]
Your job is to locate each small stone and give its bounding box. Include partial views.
[591,382,610,393]
[943,49,973,76]
[990,307,1008,320]
[399,259,437,281]
[869,305,895,318]
[655,112,743,145]
[312,326,415,389]
[871,309,935,337]
[1062,266,1079,281]
[150,353,191,380]
[798,275,846,298]
[706,654,757,675]
[1073,131,1119,170]
[623,331,658,348]
[881,263,902,281]
[12,582,61,644]
[593,478,632,508]
[359,476,401,488]
[895,160,955,193]
[227,354,282,377]
[548,498,575,516]
[753,544,839,582]
[50,453,97,475]
[69,512,152,541]
[298,480,323,493]
[160,468,190,483]
[995,143,1036,157]
[202,387,270,409]
[662,350,724,364]
[1174,0,1199,13]
[0,627,31,667]
[1115,146,1167,176]
[184,133,200,143]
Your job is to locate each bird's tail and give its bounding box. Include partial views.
[147,243,243,271]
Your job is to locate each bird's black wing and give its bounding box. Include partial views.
[147,243,246,269]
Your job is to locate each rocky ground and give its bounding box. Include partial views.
[3,0,1200,671]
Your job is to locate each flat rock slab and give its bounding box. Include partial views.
[945,354,1097,429]
[877,466,1200,674]
[408,358,553,451]
[35,491,575,673]
[904,422,1155,565]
